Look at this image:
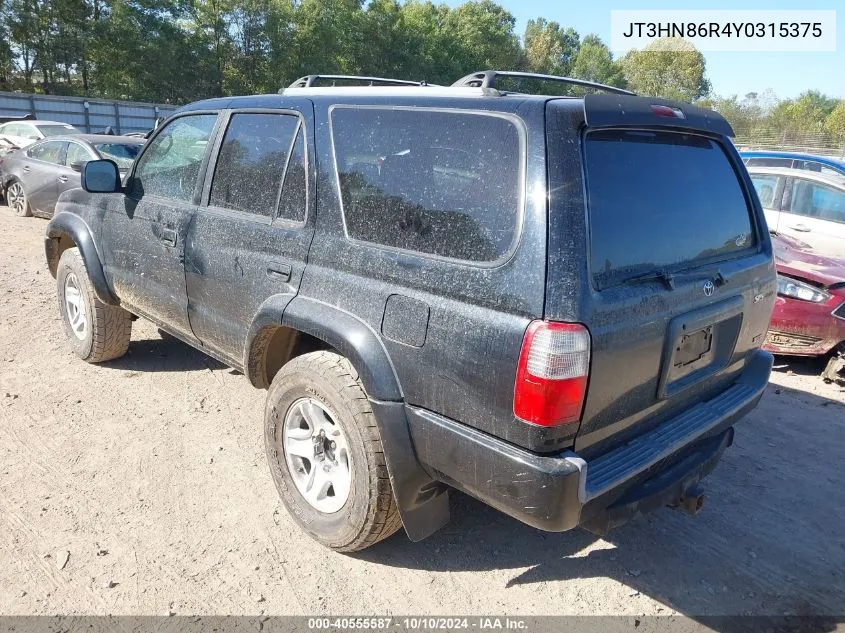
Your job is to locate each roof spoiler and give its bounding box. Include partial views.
[583,94,734,137]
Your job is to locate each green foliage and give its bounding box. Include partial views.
[622,37,710,102]
[0,0,839,158]
[570,34,625,89]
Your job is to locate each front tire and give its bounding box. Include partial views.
[264,351,402,552]
[56,247,132,363]
[6,180,31,217]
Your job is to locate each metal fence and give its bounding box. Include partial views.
[0,91,178,135]
[734,131,845,159]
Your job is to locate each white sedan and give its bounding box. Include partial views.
[0,119,81,149]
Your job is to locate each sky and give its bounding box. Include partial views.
[446,0,844,100]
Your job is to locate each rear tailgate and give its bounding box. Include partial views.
[545,95,776,455]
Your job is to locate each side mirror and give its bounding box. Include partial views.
[69,161,85,172]
[82,159,121,193]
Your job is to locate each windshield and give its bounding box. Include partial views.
[95,143,141,169]
[37,125,80,137]
[585,130,756,290]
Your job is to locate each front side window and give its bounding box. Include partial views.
[750,174,779,208]
[331,107,522,262]
[788,179,845,224]
[66,143,94,168]
[133,114,217,201]
[209,113,300,218]
[27,140,66,164]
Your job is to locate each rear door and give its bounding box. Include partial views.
[778,176,845,257]
[185,106,313,365]
[546,99,775,454]
[22,140,68,214]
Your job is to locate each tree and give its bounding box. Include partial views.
[622,37,710,101]
[824,100,845,145]
[443,1,521,76]
[523,18,578,76]
[570,34,625,88]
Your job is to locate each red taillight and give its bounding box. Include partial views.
[513,321,591,427]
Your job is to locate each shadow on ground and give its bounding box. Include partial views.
[357,370,845,625]
[102,335,226,373]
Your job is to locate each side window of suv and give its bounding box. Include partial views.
[788,179,845,224]
[132,114,217,201]
[209,113,301,219]
[331,107,523,263]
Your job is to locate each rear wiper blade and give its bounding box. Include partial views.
[620,269,675,290]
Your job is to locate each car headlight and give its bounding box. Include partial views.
[777,274,830,303]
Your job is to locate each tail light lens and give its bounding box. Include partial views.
[513,321,591,427]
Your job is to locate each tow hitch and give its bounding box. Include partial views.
[673,484,705,516]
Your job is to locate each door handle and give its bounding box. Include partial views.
[267,262,292,282]
[58,175,68,183]
[791,223,811,232]
[22,166,30,172]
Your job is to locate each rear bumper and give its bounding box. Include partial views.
[407,349,772,533]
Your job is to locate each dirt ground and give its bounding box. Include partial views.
[1,206,844,620]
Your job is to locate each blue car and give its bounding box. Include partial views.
[740,150,845,178]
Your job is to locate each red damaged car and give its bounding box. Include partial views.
[766,234,845,381]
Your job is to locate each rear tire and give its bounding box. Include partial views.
[7,180,31,217]
[264,351,402,552]
[56,247,132,363]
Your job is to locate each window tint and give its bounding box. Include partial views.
[66,143,94,167]
[746,157,792,168]
[133,114,217,201]
[27,140,66,164]
[210,113,300,218]
[750,174,779,207]
[788,180,845,224]
[586,130,755,290]
[332,108,522,262]
[278,127,307,223]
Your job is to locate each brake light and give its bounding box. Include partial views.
[513,321,591,427]
[650,104,685,119]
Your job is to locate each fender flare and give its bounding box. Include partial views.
[45,212,117,305]
[282,297,403,402]
[253,296,450,541]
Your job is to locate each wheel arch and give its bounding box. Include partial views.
[246,295,450,541]
[45,212,118,305]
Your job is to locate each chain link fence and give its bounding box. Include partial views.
[733,129,845,159]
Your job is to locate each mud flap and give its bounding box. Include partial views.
[369,399,450,541]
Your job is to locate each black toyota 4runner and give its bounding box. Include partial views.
[44,71,776,552]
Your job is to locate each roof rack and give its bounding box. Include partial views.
[451,71,635,96]
[287,75,434,89]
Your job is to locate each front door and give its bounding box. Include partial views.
[185,107,314,365]
[100,113,219,340]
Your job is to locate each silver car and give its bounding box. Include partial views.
[1,134,143,218]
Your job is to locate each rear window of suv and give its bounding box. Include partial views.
[585,130,755,290]
[331,107,523,263]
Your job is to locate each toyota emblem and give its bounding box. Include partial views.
[703,280,715,297]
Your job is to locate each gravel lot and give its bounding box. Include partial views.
[1,206,844,620]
